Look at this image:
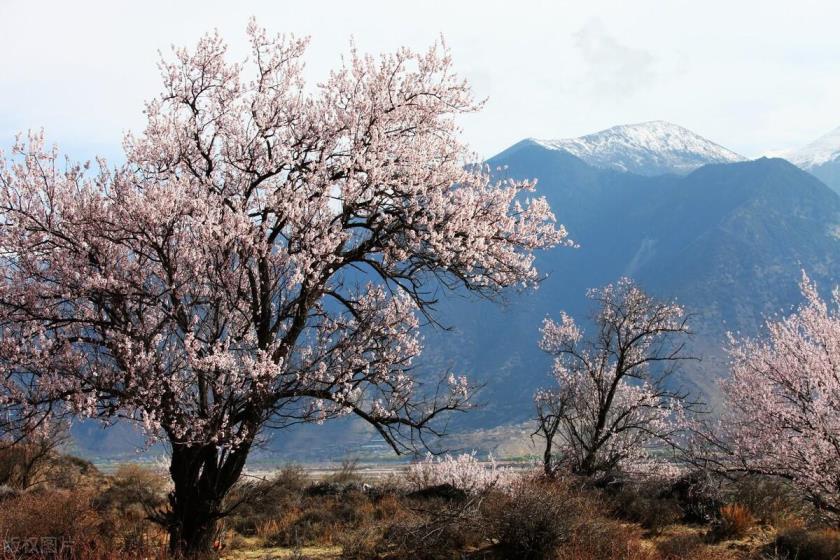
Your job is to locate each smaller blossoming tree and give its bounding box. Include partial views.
[718,273,840,521]
[406,452,516,495]
[533,278,698,479]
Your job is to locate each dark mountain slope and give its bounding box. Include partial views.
[70,144,840,459]
[425,147,840,425]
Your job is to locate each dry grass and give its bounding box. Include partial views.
[774,527,840,560]
[553,520,660,560]
[612,481,684,535]
[0,457,170,560]
[0,450,834,560]
[712,503,757,541]
[222,544,342,559]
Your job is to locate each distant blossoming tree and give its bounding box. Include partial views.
[718,273,840,521]
[0,23,567,555]
[534,278,697,479]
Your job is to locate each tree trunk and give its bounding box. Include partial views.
[543,443,554,478]
[576,457,597,478]
[541,427,557,479]
[166,441,251,558]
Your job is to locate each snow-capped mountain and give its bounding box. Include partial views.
[785,126,840,194]
[787,126,840,167]
[531,120,745,176]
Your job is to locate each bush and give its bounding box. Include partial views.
[330,490,377,525]
[710,503,755,541]
[93,464,168,552]
[379,509,479,560]
[326,458,362,485]
[655,532,745,560]
[405,483,468,502]
[484,477,602,560]
[555,520,657,560]
[226,465,307,536]
[729,475,809,526]
[656,532,706,559]
[0,483,21,501]
[265,506,338,547]
[338,526,383,560]
[612,481,683,535]
[665,470,723,523]
[774,527,840,560]
[48,454,102,490]
[378,485,485,560]
[305,480,368,497]
[0,425,67,490]
[0,487,167,558]
[94,463,167,518]
[262,490,383,548]
[0,488,100,544]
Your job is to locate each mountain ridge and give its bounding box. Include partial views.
[787,126,840,167]
[529,120,746,176]
[785,125,840,195]
[69,130,840,461]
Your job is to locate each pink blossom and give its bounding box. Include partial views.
[720,272,840,520]
[0,25,567,455]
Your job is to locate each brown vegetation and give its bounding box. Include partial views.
[0,457,168,559]
[0,448,839,560]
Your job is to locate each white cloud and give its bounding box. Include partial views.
[2,0,840,160]
[573,19,657,97]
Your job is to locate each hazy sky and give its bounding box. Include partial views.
[2,0,840,162]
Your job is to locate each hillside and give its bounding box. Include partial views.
[70,131,840,460]
[423,144,840,427]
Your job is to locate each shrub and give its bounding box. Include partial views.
[262,490,380,548]
[0,484,20,501]
[338,526,382,560]
[711,503,755,541]
[0,487,167,558]
[0,488,100,544]
[729,475,809,526]
[405,483,468,502]
[774,527,840,560]
[612,481,683,535]
[49,454,103,491]
[91,464,168,553]
[226,465,307,536]
[379,483,485,560]
[305,480,368,497]
[484,477,603,560]
[656,533,706,559]
[326,458,362,485]
[379,509,479,560]
[665,470,724,523]
[0,424,68,490]
[330,490,377,525]
[265,506,338,547]
[555,519,658,560]
[94,464,167,517]
[655,532,746,560]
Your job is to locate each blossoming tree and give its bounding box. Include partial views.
[720,273,840,521]
[534,278,697,479]
[0,23,567,555]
